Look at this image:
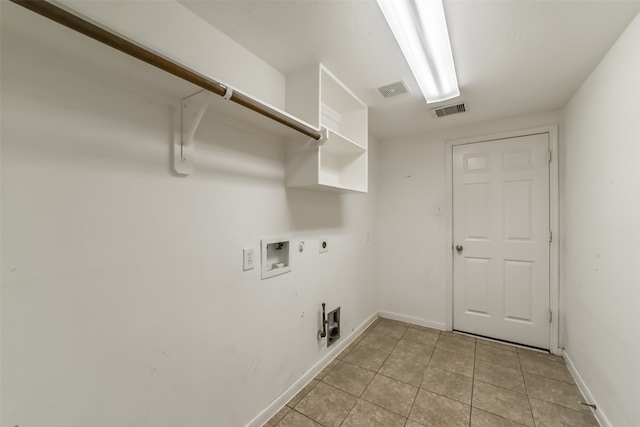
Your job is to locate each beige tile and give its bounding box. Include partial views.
[352,330,367,344]
[470,408,527,427]
[294,382,357,427]
[370,321,409,339]
[336,347,351,360]
[359,319,382,338]
[476,343,520,369]
[338,335,368,359]
[379,353,426,386]
[402,328,440,347]
[322,361,375,397]
[409,389,471,426]
[409,324,442,334]
[276,410,323,427]
[263,406,291,427]
[342,343,389,371]
[421,367,473,405]
[287,379,319,408]
[523,373,586,412]
[340,400,406,427]
[315,359,338,380]
[392,339,434,363]
[405,420,426,427]
[530,397,599,427]
[440,331,476,342]
[474,359,526,394]
[519,353,574,383]
[361,374,418,417]
[517,347,564,363]
[436,335,476,356]
[379,318,410,327]
[339,339,363,358]
[429,348,475,377]
[476,339,517,352]
[472,381,534,427]
[359,333,400,354]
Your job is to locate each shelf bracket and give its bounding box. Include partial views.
[315,127,329,146]
[173,90,215,175]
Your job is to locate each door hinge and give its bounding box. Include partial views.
[547,150,552,163]
[548,309,553,323]
[549,230,553,242]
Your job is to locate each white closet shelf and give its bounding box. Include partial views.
[322,129,366,156]
[285,64,368,193]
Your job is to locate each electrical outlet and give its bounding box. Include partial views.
[243,248,255,271]
[319,238,328,253]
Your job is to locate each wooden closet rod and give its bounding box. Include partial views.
[10,0,323,141]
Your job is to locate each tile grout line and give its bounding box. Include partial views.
[404,383,420,425]
[336,319,411,425]
[405,328,436,427]
[368,323,411,420]
[411,334,438,425]
[471,367,532,425]
[362,322,436,423]
[468,341,477,427]
[470,341,534,426]
[335,393,358,427]
[521,371,594,415]
[520,368,580,386]
[519,351,538,427]
[303,318,381,427]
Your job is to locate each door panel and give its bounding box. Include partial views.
[464,183,490,239]
[453,133,550,349]
[504,260,533,321]
[504,180,532,240]
[464,257,490,315]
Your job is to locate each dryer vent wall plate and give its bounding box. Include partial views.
[319,238,328,253]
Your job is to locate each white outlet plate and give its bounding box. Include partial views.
[319,238,328,253]
[243,248,255,271]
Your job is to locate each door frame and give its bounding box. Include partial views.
[444,125,560,355]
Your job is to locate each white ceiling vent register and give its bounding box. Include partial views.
[431,102,467,118]
[376,80,409,98]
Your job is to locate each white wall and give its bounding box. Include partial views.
[0,3,378,426]
[56,0,286,108]
[561,13,640,427]
[377,111,560,328]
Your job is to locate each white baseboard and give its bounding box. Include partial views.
[245,312,380,427]
[378,310,446,331]
[563,350,608,427]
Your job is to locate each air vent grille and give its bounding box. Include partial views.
[376,80,409,98]
[431,102,467,118]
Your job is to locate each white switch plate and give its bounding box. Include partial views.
[243,248,255,271]
[319,238,328,253]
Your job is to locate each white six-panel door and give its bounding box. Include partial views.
[453,133,550,349]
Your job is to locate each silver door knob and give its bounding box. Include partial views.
[456,245,463,252]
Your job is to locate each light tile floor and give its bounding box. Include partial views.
[265,318,598,427]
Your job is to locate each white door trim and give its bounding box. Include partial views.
[445,125,560,355]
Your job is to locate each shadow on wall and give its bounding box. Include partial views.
[181,112,288,187]
[286,188,344,231]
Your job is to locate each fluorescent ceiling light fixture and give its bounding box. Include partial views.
[377,0,460,103]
